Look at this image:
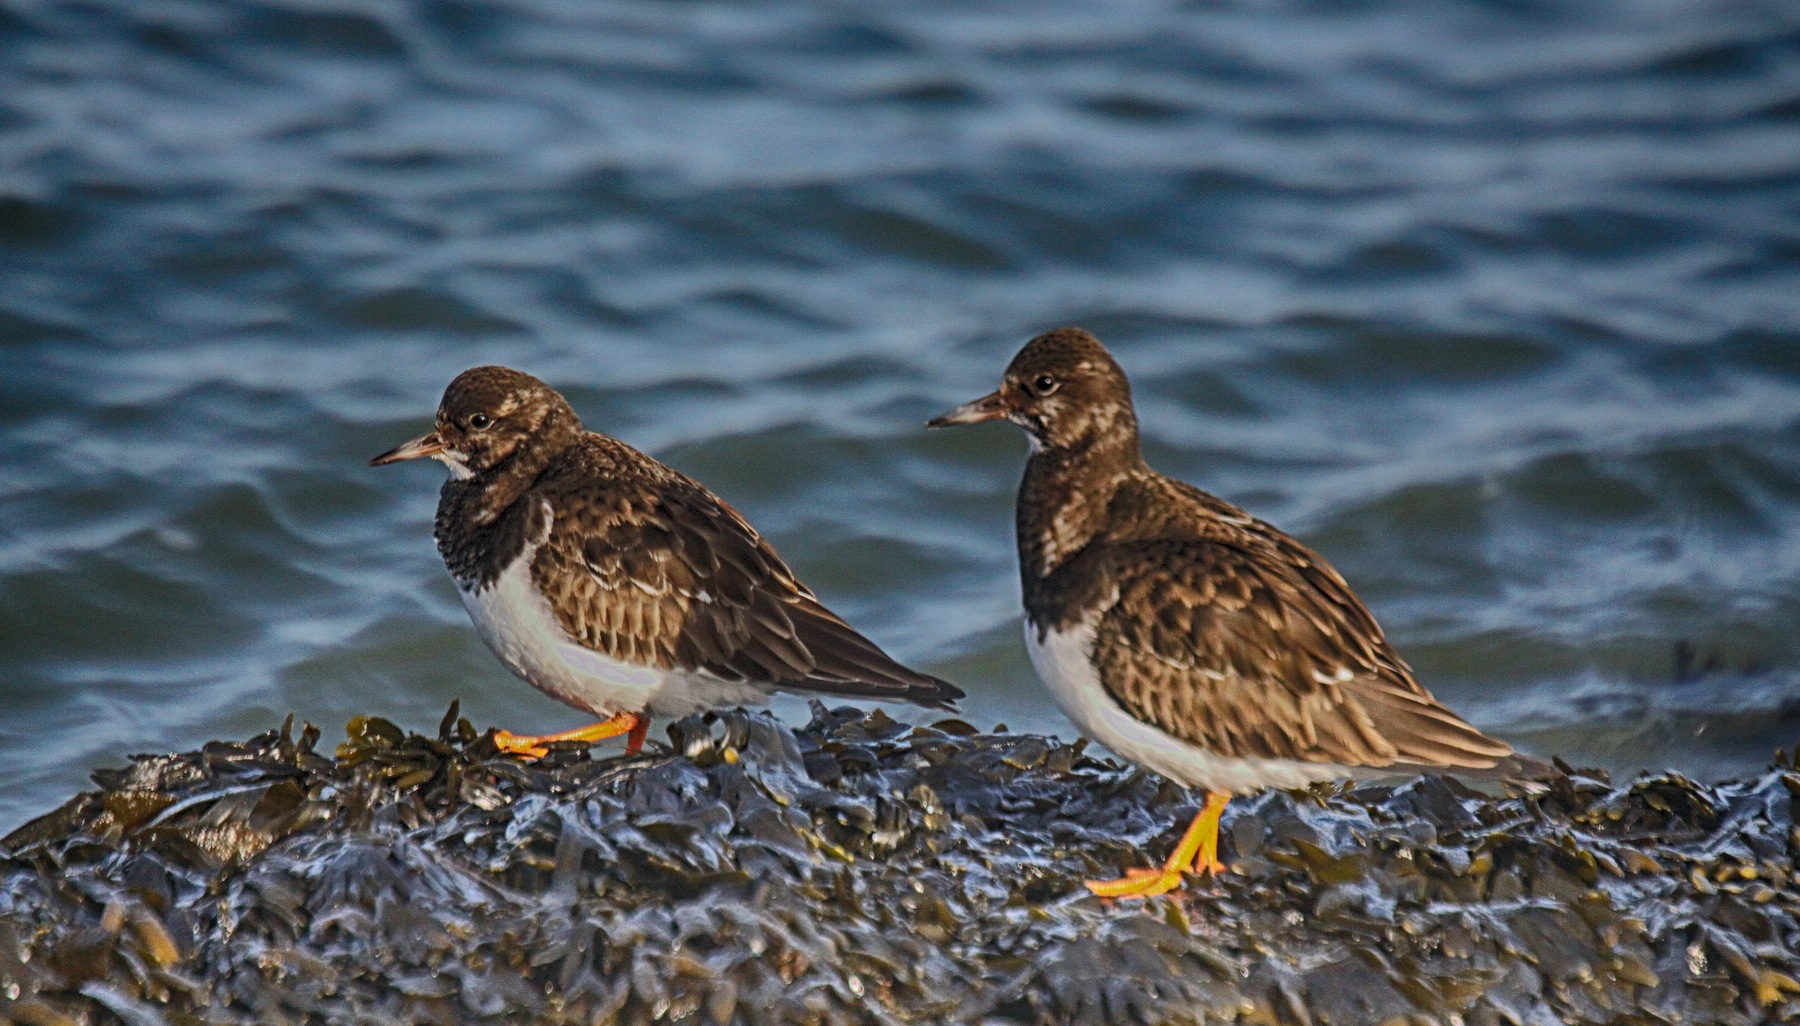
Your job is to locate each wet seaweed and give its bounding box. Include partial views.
[3,704,1797,1025]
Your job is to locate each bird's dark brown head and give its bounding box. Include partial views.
[929,327,1139,456]
[370,365,581,477]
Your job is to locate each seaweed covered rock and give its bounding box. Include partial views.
[2,704,1798,1025]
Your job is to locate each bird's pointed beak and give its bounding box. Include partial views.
[927,390,1011,428]
[370,431,446,467]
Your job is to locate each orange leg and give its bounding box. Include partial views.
[625,715,649,754]
[1086,791,1230,899]
[493,712,645,760]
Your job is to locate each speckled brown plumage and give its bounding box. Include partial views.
[522,435,950,696]
[942,327,1546,780]
[396,365,962,711]
[1072,482,1517,771]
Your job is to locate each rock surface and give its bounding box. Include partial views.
[2,704,1798,1025]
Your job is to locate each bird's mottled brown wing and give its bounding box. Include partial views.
[530,471,961,709]
[1087,536,1514,770]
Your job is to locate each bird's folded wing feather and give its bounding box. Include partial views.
[1090,537,1513,769]
[532,475,960,706]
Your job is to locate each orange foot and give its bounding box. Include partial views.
[1087,790,1230,899]
[493,712,647,760]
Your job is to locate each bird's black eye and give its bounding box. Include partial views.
[468,413,493,431]
[1031,374,1059,397]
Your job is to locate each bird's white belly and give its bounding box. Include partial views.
[1024,616,1355,795]
[459,553,771,719]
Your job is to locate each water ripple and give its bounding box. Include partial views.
[4,0,1799,825]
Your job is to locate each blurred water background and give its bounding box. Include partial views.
[4,0,1799,828]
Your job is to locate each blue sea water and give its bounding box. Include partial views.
[3,0,1799,828]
